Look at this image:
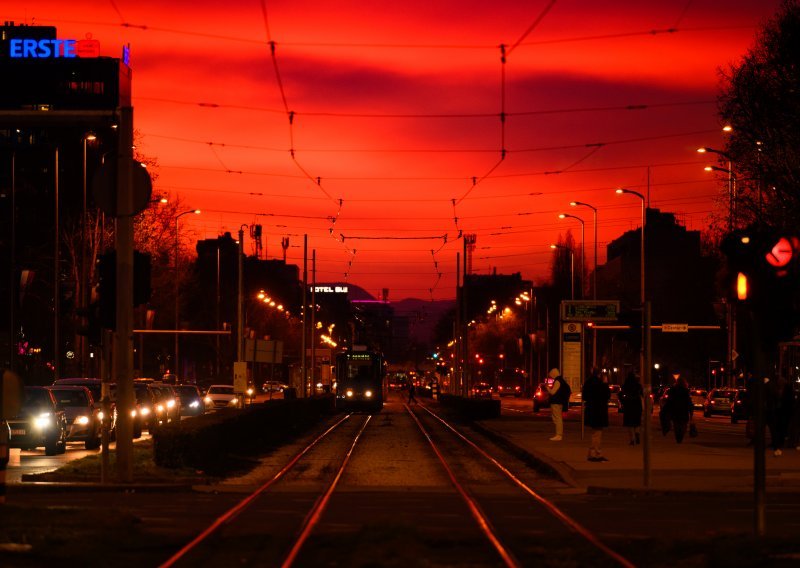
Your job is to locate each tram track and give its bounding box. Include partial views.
[407,402,636,568]
[159,412,372,568]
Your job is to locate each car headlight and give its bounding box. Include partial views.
[230,397,239,405]
[365,390,373,398]
[34,413,53,429]
[166,399,175,409]
[204,396,212,404]
[189,400,200,408]
[130,409,137,418]
[246,388,254,396]
[140,407,150,416]
[346,390,354,398]
[76,415,91,426]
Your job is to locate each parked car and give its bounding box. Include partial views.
[174,385,205,416]
[52,378,128,438]
[204,385,239,409]
[471,382,493,399]
[134,383,165,430]
[608,384,622,410]
[731,389,749,423]
[47,385,101,449]
[7,386,68,455]
[704,388,737,417]
[262,380,288,394]
[150,384,181,423]
[496,369,525,397]
[690,389,708,411]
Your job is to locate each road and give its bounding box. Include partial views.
[7,392,800,567]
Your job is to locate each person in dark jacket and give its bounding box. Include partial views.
[664,375,693,443]
[583,369,610,461]
[766,376,793,456]
[621,372,643,445]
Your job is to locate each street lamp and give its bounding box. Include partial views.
[174,209,201,379]
[698,147,735,230]
[570,201,599,367]
[558,213,585,297]
[550,243,574,300]
[569,202,598,301]
[615,186,651,487]
[80,132,97,375]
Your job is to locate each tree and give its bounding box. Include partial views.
[719,0,800,230]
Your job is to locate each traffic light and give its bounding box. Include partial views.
[719,225,799,303]
[97,250,153,330]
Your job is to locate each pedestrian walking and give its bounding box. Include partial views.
[407,382,417,404]
[621,371,643,445]
[664,373,693,443]
[545,368,570,441]
[582,368,610,461]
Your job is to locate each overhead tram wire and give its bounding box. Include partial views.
[157,176,715,204]
[135,97,715,120]
[30,15,753,50]
[142,126,717,155]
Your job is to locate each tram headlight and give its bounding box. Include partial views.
[365,390,373,398]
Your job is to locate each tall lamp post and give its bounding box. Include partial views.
[550,243,574,300]
[570,201,598,366]
[558,213,585,297]
[615,187,651,487]
[80,132,97,376]
[174,209,201,379]
[701,144,738,387]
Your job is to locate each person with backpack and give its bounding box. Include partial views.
[545,368,571,441]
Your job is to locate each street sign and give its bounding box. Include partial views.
[561,300,620,322]
[233,361,248,394]
[560,322,583,395]
[245,339,284,363]
[92,157,152,217]
[662,323,689,332]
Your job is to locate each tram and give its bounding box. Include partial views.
[334,348,387,412]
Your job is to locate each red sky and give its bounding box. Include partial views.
[9,0,781,300]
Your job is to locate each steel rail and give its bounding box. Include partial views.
[159,413,353,568]
[405,404,520,568]
[281,414,372,567]
[418,403,636,568]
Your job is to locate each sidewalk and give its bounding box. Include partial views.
[475,411,800,494]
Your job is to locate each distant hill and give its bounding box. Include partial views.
[391,297,455,345]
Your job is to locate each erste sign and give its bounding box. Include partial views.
[9,37,101,59]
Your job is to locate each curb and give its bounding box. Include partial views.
[7,481,194,493]
[469,420,584,490]
[587,483,800,497]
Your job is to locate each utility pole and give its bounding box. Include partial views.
[301,235,308,397]
[455,251,460,395]
[237,226,244,362]
[114,106,135,482]
[311,249,316,394]
[462,238,469,397]
[9,152,15,371]
[54,148,60,382]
